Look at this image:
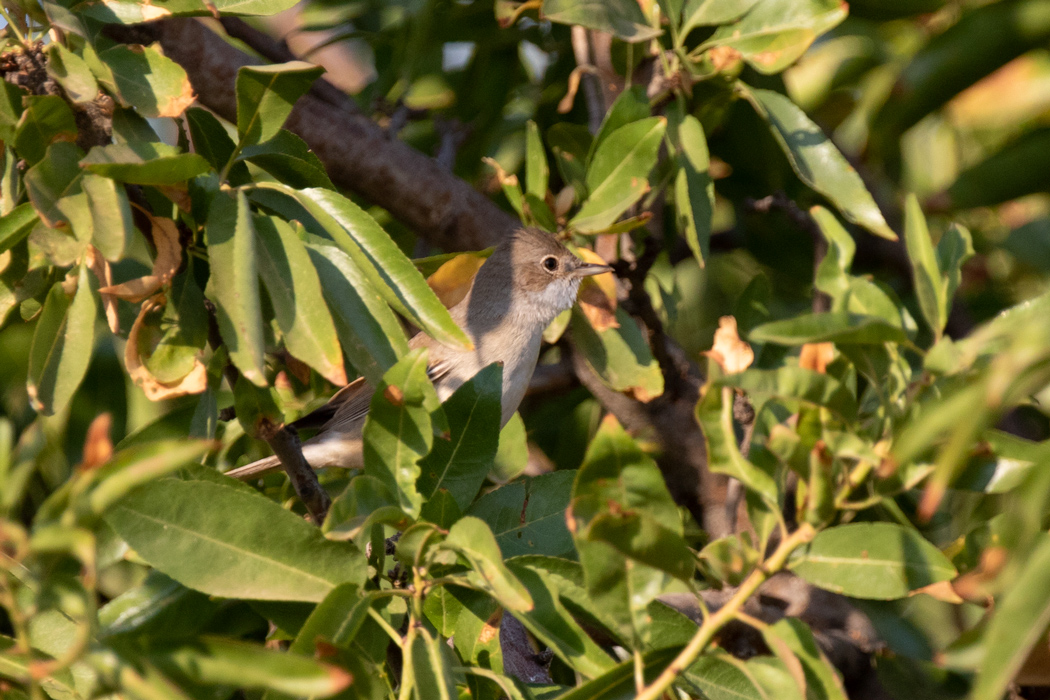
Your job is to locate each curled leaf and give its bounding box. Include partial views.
[704,316,754,374]
[126,294,207,401]
[99,214,181,302]
[427,253,486,309]
[86,245,119,333]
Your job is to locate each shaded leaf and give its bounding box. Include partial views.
[571,307,664,401]
[80,142,210,185]
[746,87,895,240]
[105,478,366,602]
[98,212,181,302]
[27,266,98,416]
[543,0,662,42]
[14,95,77,166]
[674,114,715,267]
[98,44,195,118]
[749,311,908,345]
[236,61,324,147]
[241,129,334,189]
[468,470,577,559]
[444,516,534,612]
[789,522,957,599]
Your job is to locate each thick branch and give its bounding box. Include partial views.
[138,19,517,252]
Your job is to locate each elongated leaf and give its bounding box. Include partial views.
[236,61,324,147]
[27,266,98,416]
[105,478,366,602]
[305,237,407,384]
[763,618,848,700]
[543,0,662,42]
[904,193,944,338]
[525,120,548,199]
[723,368,858,423]
[418,363,502,510]
[186,106,251,184]
[241,129,333,189]
[674,114,714,267]
[704,0,847,74]
[254,216,344,384]
[256,183,470,348]
[205,190,266,385]
[363,349,433,518]
[789,522,956,599]
[288,583,379,655]
[0,202,39,255]
[749,311,908,345]
[14,95,77,165]
[147,636,351,696]
[468,470,576,559]
[682,0,760,35]
[24,141,85,232]
[444,516,533,612]
[505,558,617,678]
[80,143,210,185]
[571,118,666,233]
[79,0,301,23]
[408,626,458,700]
[972,533,1050,700]
[571,307,664,400]
[696,385,778,502]
[746,88,895,240]
[82,174,134,261]
[99,571,218,639]
[552,647,681,700]
[46,43,98,104]
[98,44,195,118]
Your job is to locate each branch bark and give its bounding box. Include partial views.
[120,18,517,252]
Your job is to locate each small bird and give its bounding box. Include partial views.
[226,227,611,480]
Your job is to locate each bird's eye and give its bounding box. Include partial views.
[542,256,559,272]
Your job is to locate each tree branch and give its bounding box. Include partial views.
[117,18,517,252]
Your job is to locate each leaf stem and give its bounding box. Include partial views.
[634,523,816,700]
[367,607,404,649]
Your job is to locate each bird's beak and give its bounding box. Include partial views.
[573,261,613,277]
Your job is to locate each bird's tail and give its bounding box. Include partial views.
[224,455,283,481]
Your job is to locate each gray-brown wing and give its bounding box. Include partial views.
[289,377,372,432]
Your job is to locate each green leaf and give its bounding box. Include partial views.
[256,184,470,348]
[468,470,576,559]
[722,367,858,423]
[408,626,458,700]
[99,571,218,639]
[236,61,324,147]
[681,651,766,700]
[24,141,85,232]
[903,193,943,338]
[673,114,714,267]
[241,129,334,189]
[323,474,411,543]
[46,43,99,104]
[543,0,662,42]
[186,106,251,184]
[78,0,301,23]
[492,413,529,482]
[748,311,908,345]
[142,274,208,383]
[80,143,211,185]
[696,385,778,502]
[98,44,195,118]
[551,647,681,700]
[418,363,502,511]
[763,618,848,700]
[971,533,1050,700]
[363,349,434,518]
[27,266,97,416]
[571,117,666,233]
[443,516,534,613]
[419,488,463,529]
[681,0,760,35]
[811,205,856,300]
[746,87,895,240]
[571,307,664,400]
[82,173,134,261]
[205,190,266,385]
[14,95,77,166]
[525,120,548,199]
[704,0,847,74]
[790,522,957,599]
[305,236,407,384]
[288,583,378,655]
[233,375,283,438]
[0,202,39,256]
[254,216,344,384]
[0,81,27,143]
[504,557,617,678]
[146,636,351,696]
[105,478,366,602]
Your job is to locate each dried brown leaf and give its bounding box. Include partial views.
[799,342,834,373]
[125,294,207,401]
[704,316,754,374]
[79,413,113,470]
[86,246,119,333]
[99,214,181,302]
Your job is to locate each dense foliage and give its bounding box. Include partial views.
[4,0,1050,699]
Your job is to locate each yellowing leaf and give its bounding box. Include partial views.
[427,253,485,309]
[99,214,181,302]
[704,316,754,374]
